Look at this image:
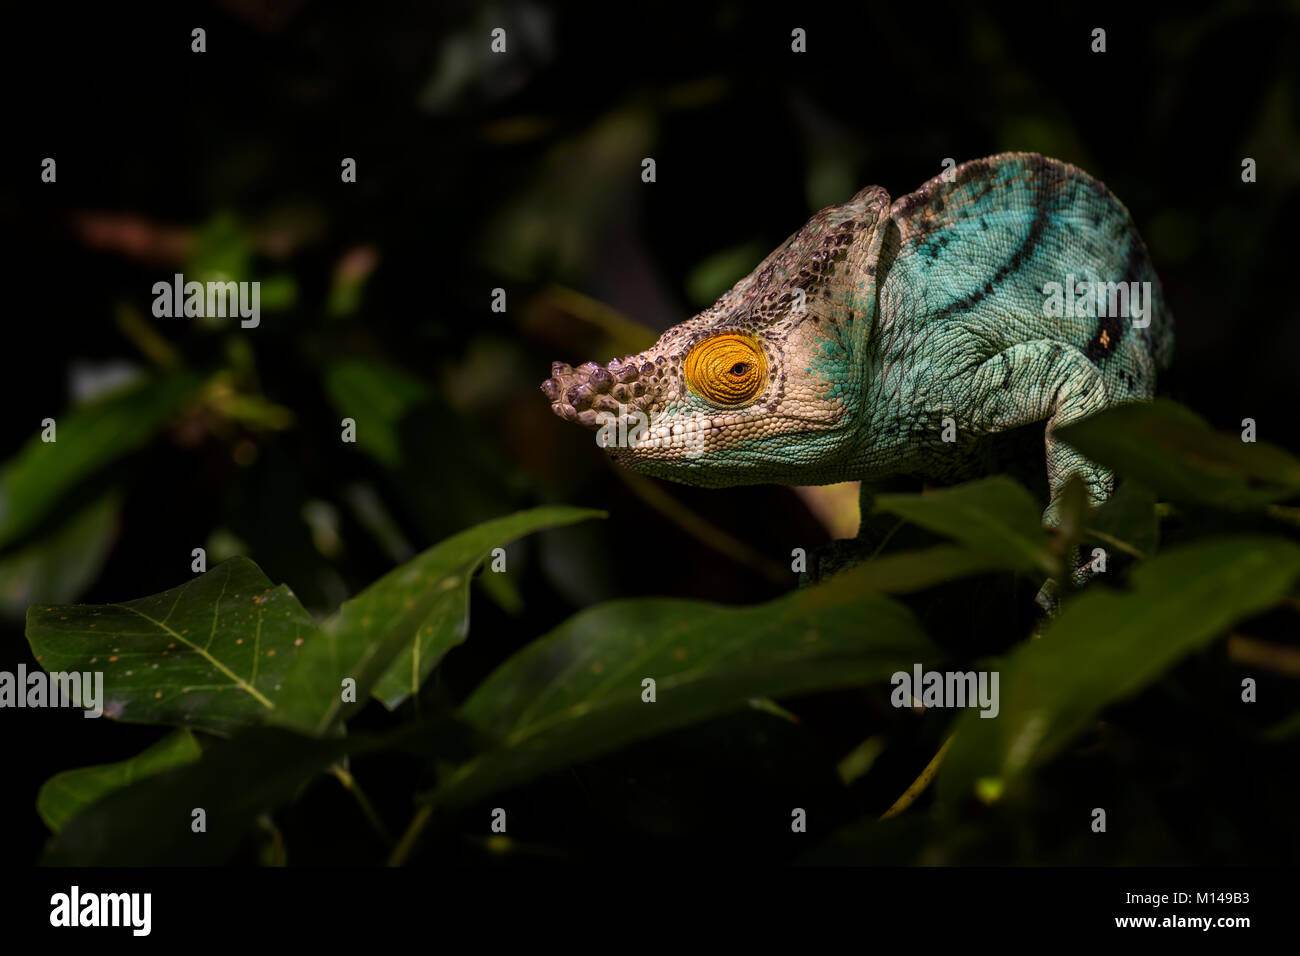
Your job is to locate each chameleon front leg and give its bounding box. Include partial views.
[805,341,1114,593]
[964,340,1114,525]
[964,340,1116,610]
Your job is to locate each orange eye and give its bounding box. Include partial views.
[683,333,767,407]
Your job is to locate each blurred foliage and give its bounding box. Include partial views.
[4,2,1298,865]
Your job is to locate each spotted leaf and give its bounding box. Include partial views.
[26,557,317,736]
[277,506,606,732]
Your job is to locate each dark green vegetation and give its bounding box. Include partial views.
[5,4,1298,865]
[17,400,1300,864]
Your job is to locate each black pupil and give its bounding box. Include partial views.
[729,362,749,376]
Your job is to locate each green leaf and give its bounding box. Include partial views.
[368,578,470,711]
[939,535,1300,806]
[27,557,318,736]
[37,729,201,833]
[427,575,937,809]
[1085,480,1159,559]
[41,726,360,865]
[25,509,603,739]
[276,507,606,730]
[0,490,120,617]
[1058,400,1300,510]
[39,715,473,865]
[846,544,1011,593]
[873,476,1056,576]
[0,371,199,548]
[324,358,428,468]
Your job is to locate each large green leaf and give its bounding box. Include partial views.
[25,508,604,738]
[276,506,605,731]
[27,557,317,736]
[37,729,201,833]
[939,535,1300,806]
[873,476,1056,576]
[1058,400,1300,510]
[38,715,474,866]
[841,544,1011,593]
[369,579,471,710]
[0,371,199,548]
[40,726,359,866]
[426,574,938,809]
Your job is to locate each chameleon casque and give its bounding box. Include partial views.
[542,153,1173,537]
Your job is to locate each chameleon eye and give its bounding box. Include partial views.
[684,333,767,407]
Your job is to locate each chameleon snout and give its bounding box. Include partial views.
[542,356,655,429]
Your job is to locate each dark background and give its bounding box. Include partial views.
[3,1,1296,864]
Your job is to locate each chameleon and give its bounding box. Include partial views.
[541,153,1173,540]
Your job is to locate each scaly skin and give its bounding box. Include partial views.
[542,154,1173,523]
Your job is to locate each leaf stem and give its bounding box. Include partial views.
[329,764,393,846]
[1083,528,1146,560]
[880,735,954,820]
[388,805,434,866]
[866,518,906,562]
[614,466,790,585]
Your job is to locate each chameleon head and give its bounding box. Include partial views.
[540,184,890,488]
